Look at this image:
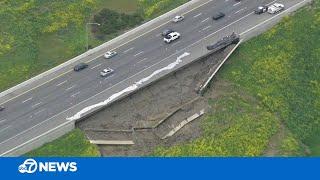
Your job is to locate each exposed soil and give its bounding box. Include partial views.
[76,45,236,156]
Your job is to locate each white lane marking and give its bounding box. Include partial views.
[56,80,68,87]
[34,109,46,115]
[0,0,305,155]
[233,2,241,6]
[239,1,285,35]
[71,92,80,98]
[123,47,134,53]
[134,51,144,57]
[104,74,114,80]
[0,125,11,133]
[22,97,33,104]
[67,52,191,121]
[66,85,76,91]
[235,7,246,14]
[172,41,182,47]
[62,12,255,122]
[31,102,42,108]
[91,63,102,69]
[193,13,202,18]
[0,0,216,107]
[137,58,148,64]
[0,119,7,124]
[201,18,209,23]
[202,25,212,31]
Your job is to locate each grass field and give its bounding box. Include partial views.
[154,2,319,156]
[4,0,318,157]
[4,0,188,156]
[25,129,100,157]
[96,0,139,14]
[0,0,189,93]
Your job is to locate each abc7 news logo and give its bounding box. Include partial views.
[18,159,37,174]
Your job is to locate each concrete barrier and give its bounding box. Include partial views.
[162,109,204,139]
[89,140,134,145]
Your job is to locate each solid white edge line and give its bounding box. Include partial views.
[0,0,215,106]
[0,10,256,149]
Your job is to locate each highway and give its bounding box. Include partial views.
[0,0,306,155]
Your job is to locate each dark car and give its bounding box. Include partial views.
[162,29,174,37]
[0,106,5,111]
[254,6,268,14]
[74,63,88,71]
[212,12,225,20]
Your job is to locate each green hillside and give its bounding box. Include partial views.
[154,1,319,156]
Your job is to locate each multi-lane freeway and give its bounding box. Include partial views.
[0,0,307,155]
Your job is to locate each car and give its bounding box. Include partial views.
[100,67,114,77]
[172,15,184,23]
[164,32,180,44]
[212,12,225,20]
[104,51,117,59]
[0,106,4,111]
[254,5,268,14]
[74,63,88,71]
[267,3,284,14]
[162,29,174,37]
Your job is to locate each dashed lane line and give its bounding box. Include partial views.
[71,92,81,98]
[201,17,209,23]
[0,125,11,134]
[56,80,68,87]
[193,13,202,18]
[22,97,33,104]
[90,63,102,70]
[34,109,46,116]
[31,102,42,108]
[134,51,144,57]
[66,85,76,91]
[0,0,216,106]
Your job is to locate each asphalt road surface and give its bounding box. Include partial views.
[0,0,305,155]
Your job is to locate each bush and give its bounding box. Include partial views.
[94,8,143,35]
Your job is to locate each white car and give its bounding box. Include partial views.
[267,3,284,14]
[172,15,184,23]
[100,68,114,77]
[164,32,180,44]
[104,51,117,59]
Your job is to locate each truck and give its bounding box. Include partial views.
[267,3,285,14]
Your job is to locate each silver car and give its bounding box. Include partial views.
[104,51,117,59]
[172,15,184,23]
[100,68,114,77]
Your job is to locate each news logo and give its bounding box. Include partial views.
[18,158,77,174]
[18,159,37,174]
